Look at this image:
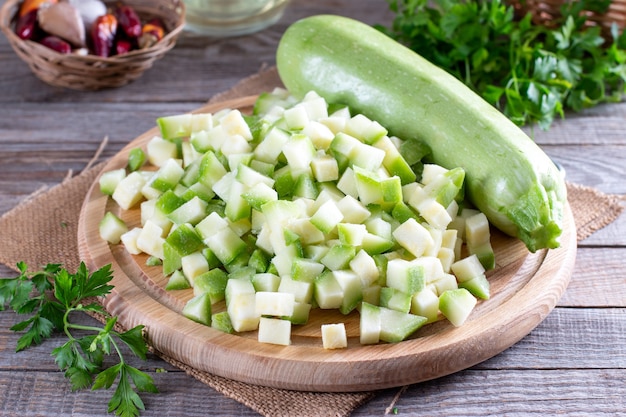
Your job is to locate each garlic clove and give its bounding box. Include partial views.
[67,0,107,31]
[37,2,86,47]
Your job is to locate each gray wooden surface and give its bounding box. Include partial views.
[1,0,625,415]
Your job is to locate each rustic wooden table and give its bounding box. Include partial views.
[1,0,625,415]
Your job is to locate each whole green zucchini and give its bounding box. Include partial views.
[276,14,566,253]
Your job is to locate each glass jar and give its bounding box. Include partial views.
[183,0,290,37]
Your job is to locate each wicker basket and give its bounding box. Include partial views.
[0,0,185,90]
[508,0,626,37]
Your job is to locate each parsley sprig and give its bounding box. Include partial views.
[377,0,626,130]
[0,262,158,417]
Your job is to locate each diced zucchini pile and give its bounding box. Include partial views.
[98,88,495,347]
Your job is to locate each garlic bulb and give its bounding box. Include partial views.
[37,2,85,47]
[67,0,107,31]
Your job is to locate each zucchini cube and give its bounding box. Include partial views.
[314,270,343,309]
[451,254,486,282]
[206,227,248,266]
[439,288,477,327]
[147,136,178,167]
[149,158,184,192]
[211,311,234,334]
[321,323,348,349]
[379,306,427,343]
[99,212,128,245]
[458,274,491,300]
[99,168,126,196]
[333,270,362,315]
[167,196,208,225]
[255,291,295,317]
[198,151,228,188]
[112,171,147,210]
[310,200,344,234]
[386,258,425,295]
[320,244,356,271]
[392,218,433,258]
[372,135,416,184]
[359,302,382,345]
[353,166,383,206]
[379,287,412,313]
[411,288,440,323]
[258,317,291,346]
[344,114,388,145]
[252,273,281,292]
[278,276,313,304]
[182,293,212,326]
[193,268,228,303]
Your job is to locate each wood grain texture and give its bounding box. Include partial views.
[561,248,626,306]
[354,369,626,417]
[4,303,624,372]
[76,96,578,392]
[1,369,624,416]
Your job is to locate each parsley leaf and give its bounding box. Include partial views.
[94,362,158,417]
[118,325,151,360]
[377,0,626,130]
[13,315,55,351]
[1,262,158,417]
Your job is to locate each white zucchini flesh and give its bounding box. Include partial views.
[99,88,499,346]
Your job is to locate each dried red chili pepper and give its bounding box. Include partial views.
[39,35,71,54]
[18,0,56,17]
[114,38,133,55]
[138,18,165,49]
[91,13,117,57]
[114,4,142,39]
[15,0,58,40]
[15,9,38,40]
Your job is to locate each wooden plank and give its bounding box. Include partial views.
[480,307,626,369]
[526,102,626,146]
[0,103,199,144]
[1,308,624,416]
[581,214,626,247]
[0,307,176,369]
[3,307,623,371]
[543,145,626,194]
[2,367,624,416]
[560,248,626,307]
[2,367,623,417]
[0,370,260,417]
[0,308,626,416]
[355,369,626,417]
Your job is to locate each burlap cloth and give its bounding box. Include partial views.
[1,66,624,417]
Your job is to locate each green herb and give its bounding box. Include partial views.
[377,0,626,130]
[0,262,158,417]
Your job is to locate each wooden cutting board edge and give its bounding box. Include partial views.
[77,96,577,392]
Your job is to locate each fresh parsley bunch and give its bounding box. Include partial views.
[0,262,158,417]
[377,0,626,130]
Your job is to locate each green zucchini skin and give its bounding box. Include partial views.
[276,14,566,253]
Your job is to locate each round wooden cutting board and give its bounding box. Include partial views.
[78,95,577,392]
